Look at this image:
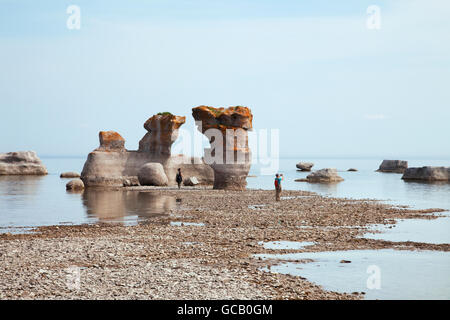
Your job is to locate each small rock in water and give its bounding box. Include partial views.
[377,160,408,173]
[347,168,358,172]
[340,260,351,263]
[66,179,85,191]
[60,172,80,178]
[296,162,314,171]
[306,168,344,183]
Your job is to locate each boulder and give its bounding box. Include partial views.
[60,172,80,178]
[183,176,199,186]
[377,160,408,173]
[296,162,314,171]
[0,151,47,175]
[122,177,140,187]
[347,168,358,172]
[192,105,253,190]
[306,168,344,183]
[66,179,84,191]
[138,163,168,186]
[96,131,125,152]
[402,167,450,182]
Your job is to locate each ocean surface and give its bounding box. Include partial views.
[0,157,449,230]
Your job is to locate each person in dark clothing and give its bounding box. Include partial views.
[176,168,183,189]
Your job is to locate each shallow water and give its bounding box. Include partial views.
[1,157,449,231]
[259,241,315,250]
[362,215,450,244]
[255,249,450,300]
[248,158,450,210]
[0,157,179,229]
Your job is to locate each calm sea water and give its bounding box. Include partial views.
[0,157,449,229]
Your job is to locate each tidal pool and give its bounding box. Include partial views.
[255,249,450,300]
[259,241,315,250]
[362,215,450,244]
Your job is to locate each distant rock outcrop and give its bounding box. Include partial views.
[347,168,358,172]
[296,162,314,171]
[306,168,344,183]
[377,160,408,173]
[0,151,47,175]
[60,172,80,178]
[402,167,450,182]
[192,106,253,190]
[81,113,213,187]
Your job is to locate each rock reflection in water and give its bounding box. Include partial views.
[82,190,176,223]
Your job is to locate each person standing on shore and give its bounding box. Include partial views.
[176,168,183,189]
[274,173,283,201]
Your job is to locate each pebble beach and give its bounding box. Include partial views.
[0,188,447,300]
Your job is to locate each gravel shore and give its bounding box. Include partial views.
[0,188,447,300]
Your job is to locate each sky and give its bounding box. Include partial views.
[0,0,449,159]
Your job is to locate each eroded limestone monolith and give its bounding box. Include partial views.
[192,106,253,190]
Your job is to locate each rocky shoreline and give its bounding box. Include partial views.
[0,189,447,300]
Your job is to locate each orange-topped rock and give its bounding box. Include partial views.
[97,131,125,151]
[192,106,253,132]
[192,106,253,190]
[139,113,186,156]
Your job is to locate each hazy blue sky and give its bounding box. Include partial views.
[1,0,449,158]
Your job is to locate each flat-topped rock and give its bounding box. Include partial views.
[402,166,450,182]
[60,172,80,178]
[306,168,344,183]
[296,162,314,171]
[192,106,253,190]
[0,151,47,175]
[377,160,408,173]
